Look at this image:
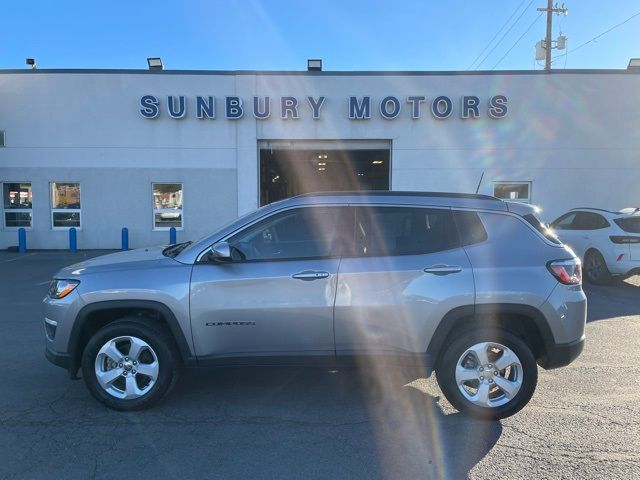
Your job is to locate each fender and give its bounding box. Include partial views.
[426,303,556,360]
[67,300,196,375]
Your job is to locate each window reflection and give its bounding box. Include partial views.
[153,183,183,229]
[51,183,81,228]
[51,183,81,209]
[3,183,33,228]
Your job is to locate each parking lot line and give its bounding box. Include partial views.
[0,252,38,263]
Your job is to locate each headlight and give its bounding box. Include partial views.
[48,279,80,299]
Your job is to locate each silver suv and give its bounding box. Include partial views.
[44,192,586,418]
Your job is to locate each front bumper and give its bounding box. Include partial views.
[45,345,72,369]
[538,336,585,369]
[42,289,84,373]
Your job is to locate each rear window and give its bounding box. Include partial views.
[453,211,488,246]
[523,213,562,244]
[614,217,640,233]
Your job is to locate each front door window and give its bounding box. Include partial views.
[228,206,351,261]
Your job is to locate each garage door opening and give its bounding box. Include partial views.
[259,140,391,206]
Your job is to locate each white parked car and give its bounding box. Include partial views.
[550,208,640,284]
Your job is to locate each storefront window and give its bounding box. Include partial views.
[493,182,531,203]
[152,183,183,229]
[3,182,33,228]
[51,182,81,228]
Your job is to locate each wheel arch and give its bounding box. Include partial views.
[583,246,602,261]
[427,303,556,367]
[67,300,194,378]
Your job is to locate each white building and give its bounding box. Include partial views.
[1,65,639,249]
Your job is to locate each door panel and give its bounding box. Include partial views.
[189,206,351,358]
[334,206,474,354]
[335,249,474,354]
[190,259,339,356]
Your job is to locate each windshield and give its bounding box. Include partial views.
[176,207,269,257]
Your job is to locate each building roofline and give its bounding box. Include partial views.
[0,68,638,76]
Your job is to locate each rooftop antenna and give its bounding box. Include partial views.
[475,171,485,194]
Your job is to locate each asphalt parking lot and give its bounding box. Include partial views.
[1,250,639,479]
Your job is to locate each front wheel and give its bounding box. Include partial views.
[81,319,181,410]
[436,329,538,419]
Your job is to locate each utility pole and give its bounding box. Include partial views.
[537,1,569,70]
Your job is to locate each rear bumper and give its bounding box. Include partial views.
[612,267,640,278]
[538,337,584,369]
[606,258,640,276]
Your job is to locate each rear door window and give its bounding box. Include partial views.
[352,207,459,257]
[574,212,610,230]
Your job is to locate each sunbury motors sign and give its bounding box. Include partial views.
[139,94,508,120]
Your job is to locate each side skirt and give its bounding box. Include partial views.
[190,352,433,374]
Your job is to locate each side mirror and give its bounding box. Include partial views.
[207,241,232,262]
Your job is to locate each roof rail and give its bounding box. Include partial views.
[294,191,501,201]
[570,207,620,214]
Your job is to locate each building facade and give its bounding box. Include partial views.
[0,68,639,249]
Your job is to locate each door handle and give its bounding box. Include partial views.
[424,265,462,275]
[292,270,330,280]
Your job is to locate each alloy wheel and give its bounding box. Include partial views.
[94,336,160,400]
[455,341,523,408]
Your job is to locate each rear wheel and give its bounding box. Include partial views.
[81,319,180,410]
[436,328,537,419]
[584,250,612,285]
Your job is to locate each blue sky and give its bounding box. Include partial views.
[1,0,639,71]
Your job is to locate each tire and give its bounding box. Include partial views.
[436,328,538,420]
[584,250,612,285]
[81,318,181,410]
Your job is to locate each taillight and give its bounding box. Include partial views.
[547,259,582,285]
[610,235,640,244]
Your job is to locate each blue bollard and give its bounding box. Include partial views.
[18,228,27,253]
[169,227,177,245]
[121,227,129,250]
[69,227,77,253]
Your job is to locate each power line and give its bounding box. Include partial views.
[553,10,640,60]
[475,0,536,70]
[491,12,544,70]
[466,0,528,70]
